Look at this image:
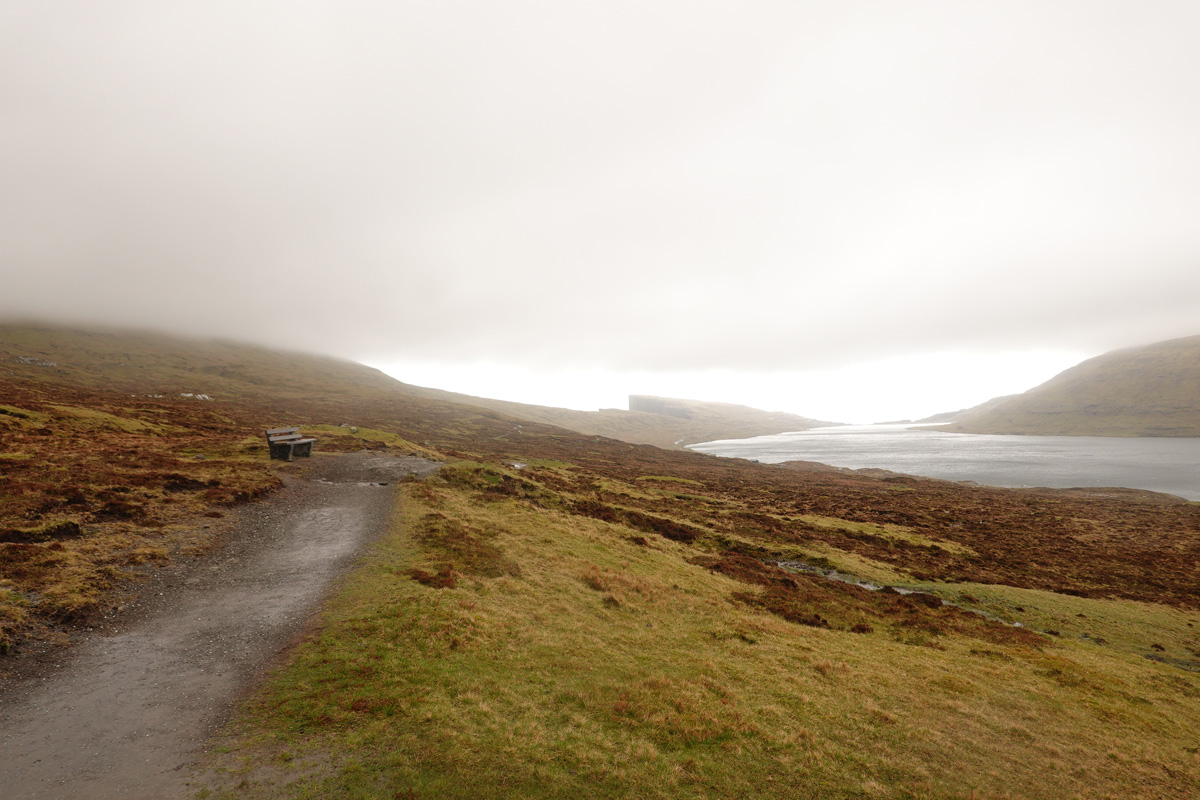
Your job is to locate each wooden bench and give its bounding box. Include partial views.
[264,427,317,461]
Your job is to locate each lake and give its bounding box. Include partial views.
[688,424,1200,501]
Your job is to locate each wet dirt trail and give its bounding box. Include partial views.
[0,452,439,800]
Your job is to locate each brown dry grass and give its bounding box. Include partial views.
[0,378,284,649]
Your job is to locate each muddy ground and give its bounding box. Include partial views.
[0,452,439,800]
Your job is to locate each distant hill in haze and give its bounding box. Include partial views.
[626,394,834,444]
[918,394,1020,425]
[394,388,835,449]
[936,335,1200,436]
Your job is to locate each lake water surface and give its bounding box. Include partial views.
[689,425,1200,501]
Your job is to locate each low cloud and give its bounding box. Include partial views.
[3,2,1198,384]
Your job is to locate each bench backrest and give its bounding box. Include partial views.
[266,427,302,442]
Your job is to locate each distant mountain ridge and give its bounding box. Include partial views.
[626,394,834,444]
[395,388,835,449]
[938,335,1200,437]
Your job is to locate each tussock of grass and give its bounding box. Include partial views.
[414,511,522,579]
[196,473,1200,799]
[0,405,49,426]
[798,515,979,558]
[48,404,171,434]
[636,475,703,486]
[306,424,443,460]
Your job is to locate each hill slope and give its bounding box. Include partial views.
[398,388,834,449]
[4,322,1200,798]
[0,322,417,406]
[0,323,827,449]
[940,334,1200,436]
[627,394,833,443]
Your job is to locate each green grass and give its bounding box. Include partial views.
[523,459,574,469]
[797,516,979,558]
[782,542,914,586]
[0,405,49,426]
[636,475,704,486]
[908,581,1200,666]
[195,473,1200,799]
[306,424,443,459]
[48,404,171,434]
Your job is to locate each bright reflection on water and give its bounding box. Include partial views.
[689,425,1200,501]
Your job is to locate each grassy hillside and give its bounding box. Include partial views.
[0,322,411,403]
[195,460,1200,799]
[941,335,1200,436]
[0,323,828,449]
[0,322,521,650]
[4,323,1200,798]
[627,394,834,444]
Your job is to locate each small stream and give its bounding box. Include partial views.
[774,558,1026,628]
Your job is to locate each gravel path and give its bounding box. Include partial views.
[0,452,439,800]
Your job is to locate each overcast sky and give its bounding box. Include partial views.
[3,2,1199,422]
